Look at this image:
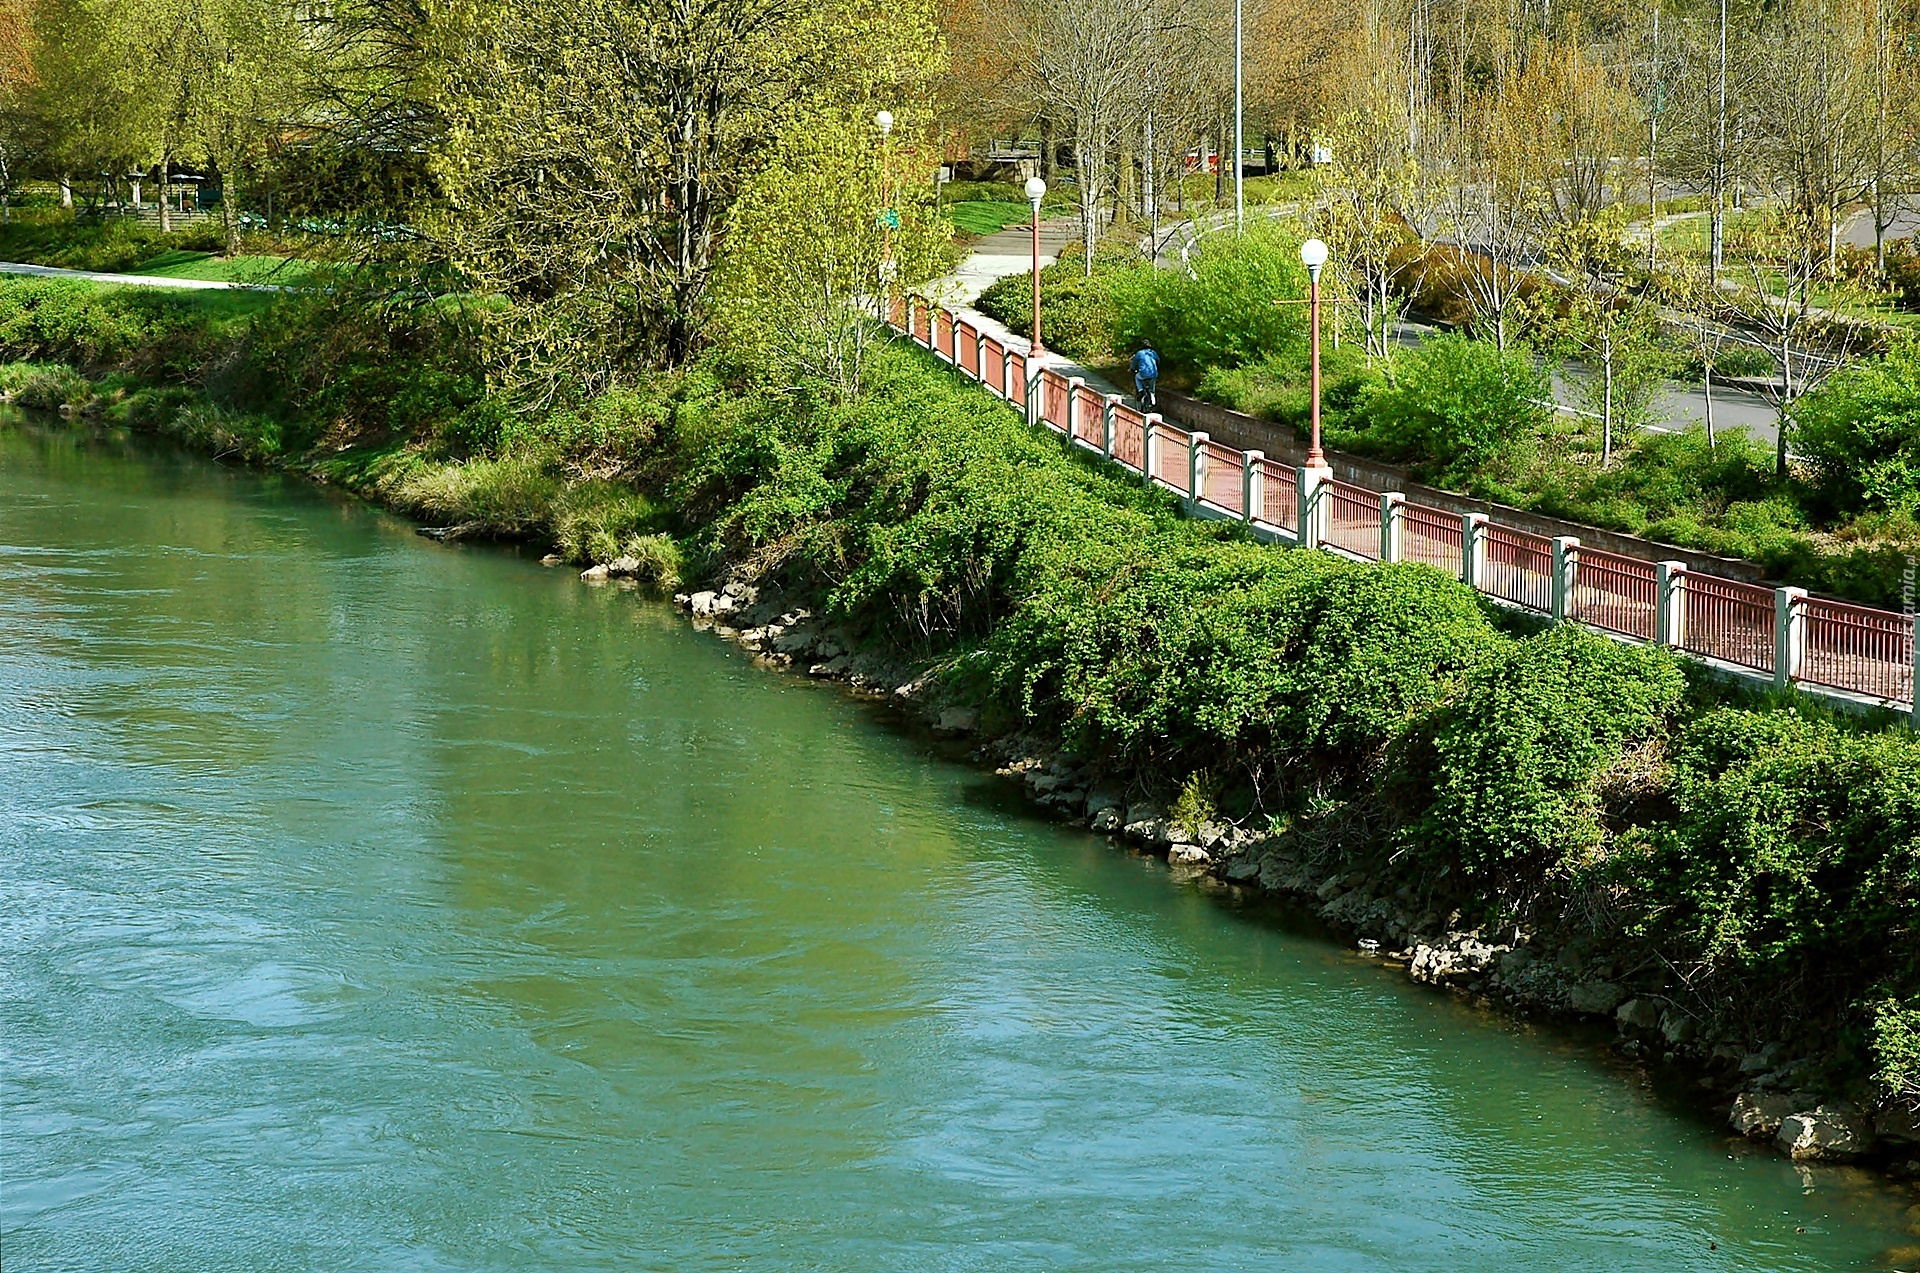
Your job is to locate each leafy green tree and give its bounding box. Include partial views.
[714,113,950,399]
[1106,219,1309,373]
[428,0,941,390]
[1539,210,1674,466]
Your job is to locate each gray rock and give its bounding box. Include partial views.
[1168,843,1211,866]
[1776,1105,1870,1161]
[1659,1010,1700,1046]
[1124,817,1172,844]
[688,589,720,614]
[1568,982,1627,1015]
[1497,947,1536,977]
[935,707,978,735]
[1730,1092,1797,1138]
[1222,854,1260,883]
[1083,789,1125,817]
[580,563,610,583]
[539,554,564,566]
[1873,1103,1920,1146]
[606,554,642,577]
[1738,1044,1782,1074]
[1089,808,1123,833]
[1616,998,1663,1032]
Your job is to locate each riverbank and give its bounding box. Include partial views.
[4,277,1918,1180]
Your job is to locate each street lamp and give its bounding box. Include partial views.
[1025,175,1048,357]
[875,110,895,318]
[1299,237,1329,467]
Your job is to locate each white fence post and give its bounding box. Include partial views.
[1380,493,1406,563]
[1188,432,1210,505]
[1775,586,1808,689]
[1143,414,1161,489]
[1243,450,1265,525]
[1461,513,1489,590]
[1102,395,1119,458]
[1656,562,1687,647]
[1065,377,1084,441]
[1297,465,1326,548]
[1001,348,1014,400]
[1025,365,1044,428]
[1551,536,1581,622]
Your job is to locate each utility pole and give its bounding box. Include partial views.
[1711,0,1728,282]
[1233,0,1244,231]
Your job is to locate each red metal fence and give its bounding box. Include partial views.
[1201,440,1244,515]
[1480,524,1554,614]
[1324,480,1381,561]
[888,299,1915,713]
[1681,573,1776,677]
[1801,598,1916,704]
[1574,547,1658,642]
[1403,504,1464,579]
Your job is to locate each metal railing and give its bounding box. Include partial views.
[894,299,1919,719]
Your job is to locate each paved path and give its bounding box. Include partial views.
[0,260,264,290]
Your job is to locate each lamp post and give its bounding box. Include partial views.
[875,110,894,317]
[1233,0,1243,232]
[1025,175,1048,357]
[1300,237,1329,466]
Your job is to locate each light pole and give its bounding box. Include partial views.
[875,110,895,317]
[1233,0,1243,232]
[1025,175,1048,357]
[1300,237,1329,466]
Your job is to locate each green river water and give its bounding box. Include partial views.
[3,419,1918,1272]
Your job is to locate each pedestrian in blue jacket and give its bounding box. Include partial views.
[1130,346,1160,408]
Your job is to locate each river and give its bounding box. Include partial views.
[4,418,1917,1272]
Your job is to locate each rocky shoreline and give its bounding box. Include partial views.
[625,566,1920,1181]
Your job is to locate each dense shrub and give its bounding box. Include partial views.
[1793,342,1920,517]
[0,209,224,273]
[1105,220,1308,373]
[1400,626,1686,885]
[974,253,1116,361]
[0,277,250,376]
[1352,333,1551,484]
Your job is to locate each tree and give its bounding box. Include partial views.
[429,0,941,387]
[1718,209,1876,477]
[714,113,950,399]
[1542,210,1673,465]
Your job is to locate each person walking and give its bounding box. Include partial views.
[1130,344,1160,409]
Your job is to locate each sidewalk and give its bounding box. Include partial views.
[926,218,1134,404]
[0,261,265,290]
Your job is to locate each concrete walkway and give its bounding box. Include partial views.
[0,261,270,290]
[926,219,1135,403]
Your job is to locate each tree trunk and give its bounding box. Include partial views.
[1703,366,1716,451]
[219,165,240,254]
[1602,347,1615,465]
[59,176,72,208]
[158,156,171,234]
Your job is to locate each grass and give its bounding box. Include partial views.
[944,201,1038,238]
[131,251,320,287]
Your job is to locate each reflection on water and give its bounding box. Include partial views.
[3,419,1916,1272]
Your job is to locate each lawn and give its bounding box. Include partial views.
[132,251,320,286]
[945,200,1039,238]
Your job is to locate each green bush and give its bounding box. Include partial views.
[0,361,92,410]
[0,209,225,274]
[1355,333,1551,484]
[974,253,1117,361]
[1793,341,1920,517]
[1400,625,1686,884]
[1105,220,1309,373]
